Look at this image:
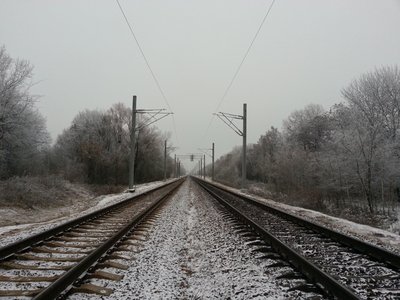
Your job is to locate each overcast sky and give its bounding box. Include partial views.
[1,0,400,171]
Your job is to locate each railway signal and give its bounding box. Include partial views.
[175,154,204,178]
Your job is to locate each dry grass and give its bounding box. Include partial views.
[88,184,125,196]
[0,176,76,208]
[0,176,124,209]
[246,181,399,232]
[0,176,128,226]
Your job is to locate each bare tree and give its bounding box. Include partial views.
[0,46,35,140]
[249,126,282,186]
[52,104,171,185]
[0,46,50,178]
[339,66,400,212]
[283,104,331,151]
[342,66,400,140]
[330,104,383,212]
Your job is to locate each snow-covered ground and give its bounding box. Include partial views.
[0,179,174,248]
[205,178,400,254]
[71,179,320,299]
[0,180,93,227]
[2,177,399,298]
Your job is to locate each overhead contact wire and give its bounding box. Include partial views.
[115,0,180,146]
[202,0,276,141]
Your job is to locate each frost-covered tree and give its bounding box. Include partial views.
[0,46,50,178]
[214,147,241,186]
[342,66,400,140]
[283,104,331,151]
[53,104,171,185]
[215,66,400,214]
[338,66,400,211]
[330,103,384,212]
[248,126,282,186]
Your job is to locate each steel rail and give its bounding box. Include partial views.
[194,177,360,299]
[195,177,400,269]
[0,178,181,261]
[33,178,184,300]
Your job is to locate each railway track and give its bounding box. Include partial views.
[194,177,400,300]
[0,178,184,299]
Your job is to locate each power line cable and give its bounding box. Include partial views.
[115,0,180,146]
[202,0,276,141]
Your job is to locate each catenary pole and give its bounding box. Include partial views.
[164,140,167,181]
[201,157,203,178]
[174,154,177,178]
[212,142,215,181]
[215,103,247,188]
[128,96,137,191]
[127,96,172,190]
[203,154,206,179]
[242,103,247,189]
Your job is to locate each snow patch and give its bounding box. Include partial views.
[0,180,173,248]
[205,178,400,254]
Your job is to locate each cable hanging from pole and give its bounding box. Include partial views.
[201,0,276,141]
[215,104,247,189]
[115,0,180,147]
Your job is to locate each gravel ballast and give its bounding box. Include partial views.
[71,179,319,299]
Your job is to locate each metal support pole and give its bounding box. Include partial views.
[178,161,181,177]
[163,140,167,181]
[241,103,247,189]
[128,96,137,191]
[203,154,206,179]
[212,142,215,181]
[200,158,203,178]
[174,154,177,178]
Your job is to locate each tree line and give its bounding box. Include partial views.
[214,65,400,214]
[3,44,400,214]
[0,46,175,185]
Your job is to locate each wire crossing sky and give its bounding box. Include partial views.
[115,0,180,147]
[215,0,276,112]
[201,0,276,144]
[1,0,399,170]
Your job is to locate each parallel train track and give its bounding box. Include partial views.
[0,178,183,299]
[1,176,399,299]
[194,177,400,299]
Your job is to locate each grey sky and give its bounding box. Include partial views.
[1,1,400,171]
